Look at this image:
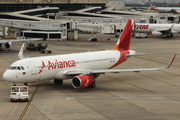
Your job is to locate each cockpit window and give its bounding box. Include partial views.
[8,66,25,70]
[21,66,25,70]
[17,66,21,70]
[11,67,17,70]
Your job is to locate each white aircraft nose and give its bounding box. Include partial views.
[3,71,12,82]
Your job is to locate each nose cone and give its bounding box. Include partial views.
[3,71,12,82]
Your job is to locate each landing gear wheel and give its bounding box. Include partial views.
[90,82,96,88]
[91,38,97,42]
[54,79,63,85]
[170,34,173,37]
[24,83,28,86]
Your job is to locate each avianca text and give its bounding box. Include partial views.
[48,60,76,70]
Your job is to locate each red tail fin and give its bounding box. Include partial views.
[179,2,180,6]
[112,19,133,51]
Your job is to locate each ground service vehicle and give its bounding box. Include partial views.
[10,86,29,102]
[26,43,48,51]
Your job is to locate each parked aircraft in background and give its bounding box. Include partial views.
[2,20,176,89]
[0,38,42,52]
[134,23,180,37]
[148,0,180,13]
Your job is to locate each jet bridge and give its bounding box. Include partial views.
[77,23,116,34]
[14,7,59,16]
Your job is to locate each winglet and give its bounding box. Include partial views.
[166,54,176,68]
[18,43,26,59]
[170,24,174,30]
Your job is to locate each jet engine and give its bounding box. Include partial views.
[72,75,93,89]
[152,31,162,37]
[5,42,12,48]
[171,31,178,34]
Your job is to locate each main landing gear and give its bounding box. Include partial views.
[54,79,63,85]
[90,82,96,88]
[167,34,173,38]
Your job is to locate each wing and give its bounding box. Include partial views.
[0,38,42,44]
[155,24,174,34]
[66,54,176,76]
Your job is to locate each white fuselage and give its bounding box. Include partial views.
[3,50,135,83]
[134,24,180,33]
[153,7,180,13]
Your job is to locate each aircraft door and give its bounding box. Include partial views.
[29,61,37,75]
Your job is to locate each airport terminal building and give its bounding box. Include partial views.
[0,0,108,12]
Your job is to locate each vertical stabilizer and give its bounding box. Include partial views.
[148,0,157,10]
[111,19,133,51]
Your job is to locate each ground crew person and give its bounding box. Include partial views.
[12,83,16,86]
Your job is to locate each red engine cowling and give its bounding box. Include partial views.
[72,75,93,89]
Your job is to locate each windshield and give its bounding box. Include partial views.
[8,66,25,70]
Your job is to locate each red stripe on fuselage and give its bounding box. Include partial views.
[109,50,129,69]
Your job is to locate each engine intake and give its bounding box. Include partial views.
[5,42,12,48]
[72,75,93,89]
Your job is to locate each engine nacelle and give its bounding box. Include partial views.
[5,42,12,48]
[72,75,93,89]
[152,31,162,37]
[171,31,178,34]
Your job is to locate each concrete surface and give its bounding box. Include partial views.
[0,34,180,120]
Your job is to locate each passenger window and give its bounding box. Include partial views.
[17,66,21,70]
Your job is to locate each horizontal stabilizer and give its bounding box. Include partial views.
[125,53,157,58]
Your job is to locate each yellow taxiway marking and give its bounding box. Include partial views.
[19,82,41,120]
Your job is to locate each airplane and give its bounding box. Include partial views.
[2,19,176,89]
[134,23,180,37]
[148,0,180,13]
[0,38,42,52]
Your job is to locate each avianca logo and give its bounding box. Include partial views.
[89,19,96,23]
[110,20,117,23]
[85,79,89,87]
[135,25,149,29]
[38,60,76,74]
[21,47,24,52]
[11,22,17,26]
[29,23,36,27]
[38,61,45,74]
